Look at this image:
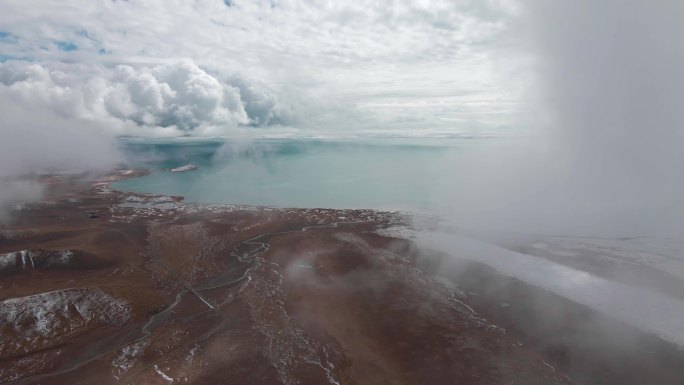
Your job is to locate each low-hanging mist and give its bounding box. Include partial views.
[0,95,122,218]
[412,0,684,355]
[437,0,684,237]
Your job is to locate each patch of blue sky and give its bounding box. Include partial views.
[0,31,18,43]
[56,41,78,51]
[0,53,29,62]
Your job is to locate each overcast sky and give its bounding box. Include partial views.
[0,0,529,137]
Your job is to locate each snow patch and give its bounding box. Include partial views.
[374,225,415,240]
[41,250,74,268]
[10,203,29,212]
[0,252,17,270]
[112,339,149,379]
[170,164,198,173]
[154,364,174,382]
[0,288,131,355]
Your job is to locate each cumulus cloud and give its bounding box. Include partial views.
[0,60,293,137]
[0,0,527,135]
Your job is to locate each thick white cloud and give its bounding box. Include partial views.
[437,0,684,237]
[0,0,526,136]
[0,60,293,136]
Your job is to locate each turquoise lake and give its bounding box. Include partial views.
[113,137,495,212]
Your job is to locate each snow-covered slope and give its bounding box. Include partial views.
[0,288,131,358]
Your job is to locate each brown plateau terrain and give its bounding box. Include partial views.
[1,171,683,385]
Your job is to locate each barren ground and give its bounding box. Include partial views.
[0,171,682,384]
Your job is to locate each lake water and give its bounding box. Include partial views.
[113,137,492,211]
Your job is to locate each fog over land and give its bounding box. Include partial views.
[437,0,684,237]
[411,0,684,356]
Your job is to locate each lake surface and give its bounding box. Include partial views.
[113,137,493,211]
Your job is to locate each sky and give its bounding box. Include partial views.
[0,0,528,138]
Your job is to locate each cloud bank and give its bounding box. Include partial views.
[0,0,527,136]
[438,0,684,237]
[0,60,293,137]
